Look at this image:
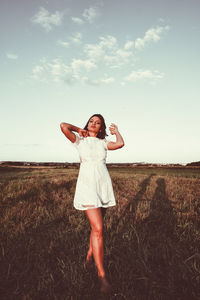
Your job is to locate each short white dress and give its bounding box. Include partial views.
[72,134,116,210]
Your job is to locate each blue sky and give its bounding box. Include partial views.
[1,0,200,164]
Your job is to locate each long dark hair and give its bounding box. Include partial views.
[83,114,108,139]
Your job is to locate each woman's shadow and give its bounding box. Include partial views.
[144,177,177,233]
[109,174,155,232]
[138,178,178,298]
[106,176,178,299]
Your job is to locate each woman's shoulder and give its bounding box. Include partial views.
[72,133,84,146]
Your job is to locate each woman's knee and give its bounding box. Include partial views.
[91,223,103,238]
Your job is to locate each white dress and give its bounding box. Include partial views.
[72,134,116,210]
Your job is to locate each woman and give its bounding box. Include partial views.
[60,114,124,294]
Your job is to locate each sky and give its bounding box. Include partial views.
[0,0,200,164]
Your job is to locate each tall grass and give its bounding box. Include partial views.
[0,166,200,299]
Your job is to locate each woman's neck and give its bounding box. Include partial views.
[88,131,98,137]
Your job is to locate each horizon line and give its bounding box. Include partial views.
[1,160,198,166]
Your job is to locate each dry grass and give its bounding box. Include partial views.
[0,166,200,299]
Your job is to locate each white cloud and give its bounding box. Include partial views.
[47,59,75,84]
[71,6,99,25]
[84,42,103,61]
[71,17,84,25]
[57,33,82,48]
[99,35,118,49]
[124,41,134,50]
[101,77,115,84]
[31,7,63,32]
[125,70,164,82]
[83,76,115,86]
[57,40,69,48]
[49,59,64,76]
[82,77,100,86]
[31,57,115,86]
[116,49,132,61]
[84,35,135,69]
[135,25,170,50]
[71,59,97,74]
[32,65,44,79]
[70,32,82,44]
[31,57,97,85]
[82,7,98,23]
[31,24,169,86]
[6,53,18,60]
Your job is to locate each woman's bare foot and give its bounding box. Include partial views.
[99,276,111,294]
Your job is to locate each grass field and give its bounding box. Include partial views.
[0,165,200,299]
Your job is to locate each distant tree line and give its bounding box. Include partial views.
[186,161,200,166]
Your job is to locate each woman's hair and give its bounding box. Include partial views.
[84,114,108,139]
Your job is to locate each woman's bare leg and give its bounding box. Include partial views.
[85,232,93,270]
[85,208,111,293]
[86,232,92,260]
[86,208,106,263]
[85,208,105,277]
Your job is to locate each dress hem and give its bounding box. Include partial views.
[74,203,116,211]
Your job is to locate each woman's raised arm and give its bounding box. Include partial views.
[107,123,125,150]
[60,122,88,143]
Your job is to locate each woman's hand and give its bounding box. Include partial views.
[78,128,88,137]
[109,123,119,135]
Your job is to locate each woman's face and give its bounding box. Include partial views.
[87,116,102,134]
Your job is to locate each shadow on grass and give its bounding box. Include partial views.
[105,177,199,299]
[137,178,178,299]
[104,175,154,296]
[107,174,154,239]
[121,174,154,220]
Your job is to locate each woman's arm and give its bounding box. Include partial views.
[60,122,88,143]
[107,123,125,150]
